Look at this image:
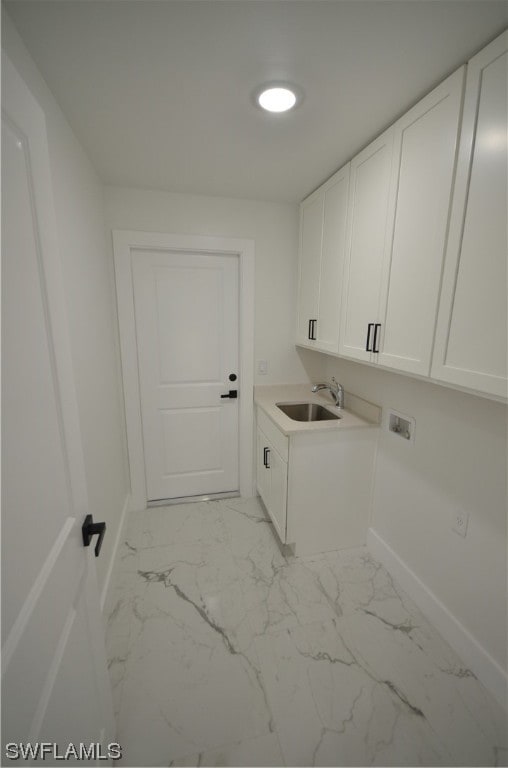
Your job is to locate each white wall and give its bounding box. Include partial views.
[103,186,322,387]
[324,355,507,690]
[2,13,130,596]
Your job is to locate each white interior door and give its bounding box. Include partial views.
[2,54,115,758]
[132,250,239,501]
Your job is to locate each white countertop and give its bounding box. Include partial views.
[254,383,381,436]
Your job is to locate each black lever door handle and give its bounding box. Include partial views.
[82,514,106,557]
[221,390,238,399]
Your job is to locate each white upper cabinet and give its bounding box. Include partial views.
[377,67,465,376]
[431,32,508,399]
[297,163,350,353]
[297,192,323,346]
[340,68,464,374]
[339,129,394,362]
[296,31,505,401]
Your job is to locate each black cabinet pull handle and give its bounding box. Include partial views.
[82,514,106,557]
[372,323,381,353]
[265,448,270,469]
[308,319,317,340]
[366,323,374,352]
[263,447,269,467]
[221,390,238,399]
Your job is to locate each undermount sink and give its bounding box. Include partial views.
[276,402,341,422]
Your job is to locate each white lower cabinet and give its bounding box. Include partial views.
[256,426,288,544]
[256,408,377,556]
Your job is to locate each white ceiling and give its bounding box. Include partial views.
[5,0,508,203]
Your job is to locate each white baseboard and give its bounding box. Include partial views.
[367,528,507,712]
[100,493,130,613]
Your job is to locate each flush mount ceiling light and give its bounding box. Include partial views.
[255,83,302,113]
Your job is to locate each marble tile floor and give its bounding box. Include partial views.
[105,497,507,767]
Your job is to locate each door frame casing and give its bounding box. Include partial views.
[113,230,255,510]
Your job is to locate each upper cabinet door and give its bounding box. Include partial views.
[339,128,394,362]
[296,163,350,353]
[377,67,465,376]
[431,31,508,399]
[315,163,350,353]
[296,192,323,345]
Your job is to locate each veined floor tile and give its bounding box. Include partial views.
[303,546,411,619]
[218,499,341,636]
[114,547,275,765]
[167,732,285,767]
[254,615,505,766]
[336,611,507,766]
[219,496,270,523]
[140,501,227,550]
[106,497,507,767]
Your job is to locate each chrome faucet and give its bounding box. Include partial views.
[311,376,345,409]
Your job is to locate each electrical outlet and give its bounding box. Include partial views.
[257,360,268,375]
[452,510,469,538]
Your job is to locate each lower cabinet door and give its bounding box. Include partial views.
[256,428,270,506]
[256,427,288,543]
[267,444,288,543]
